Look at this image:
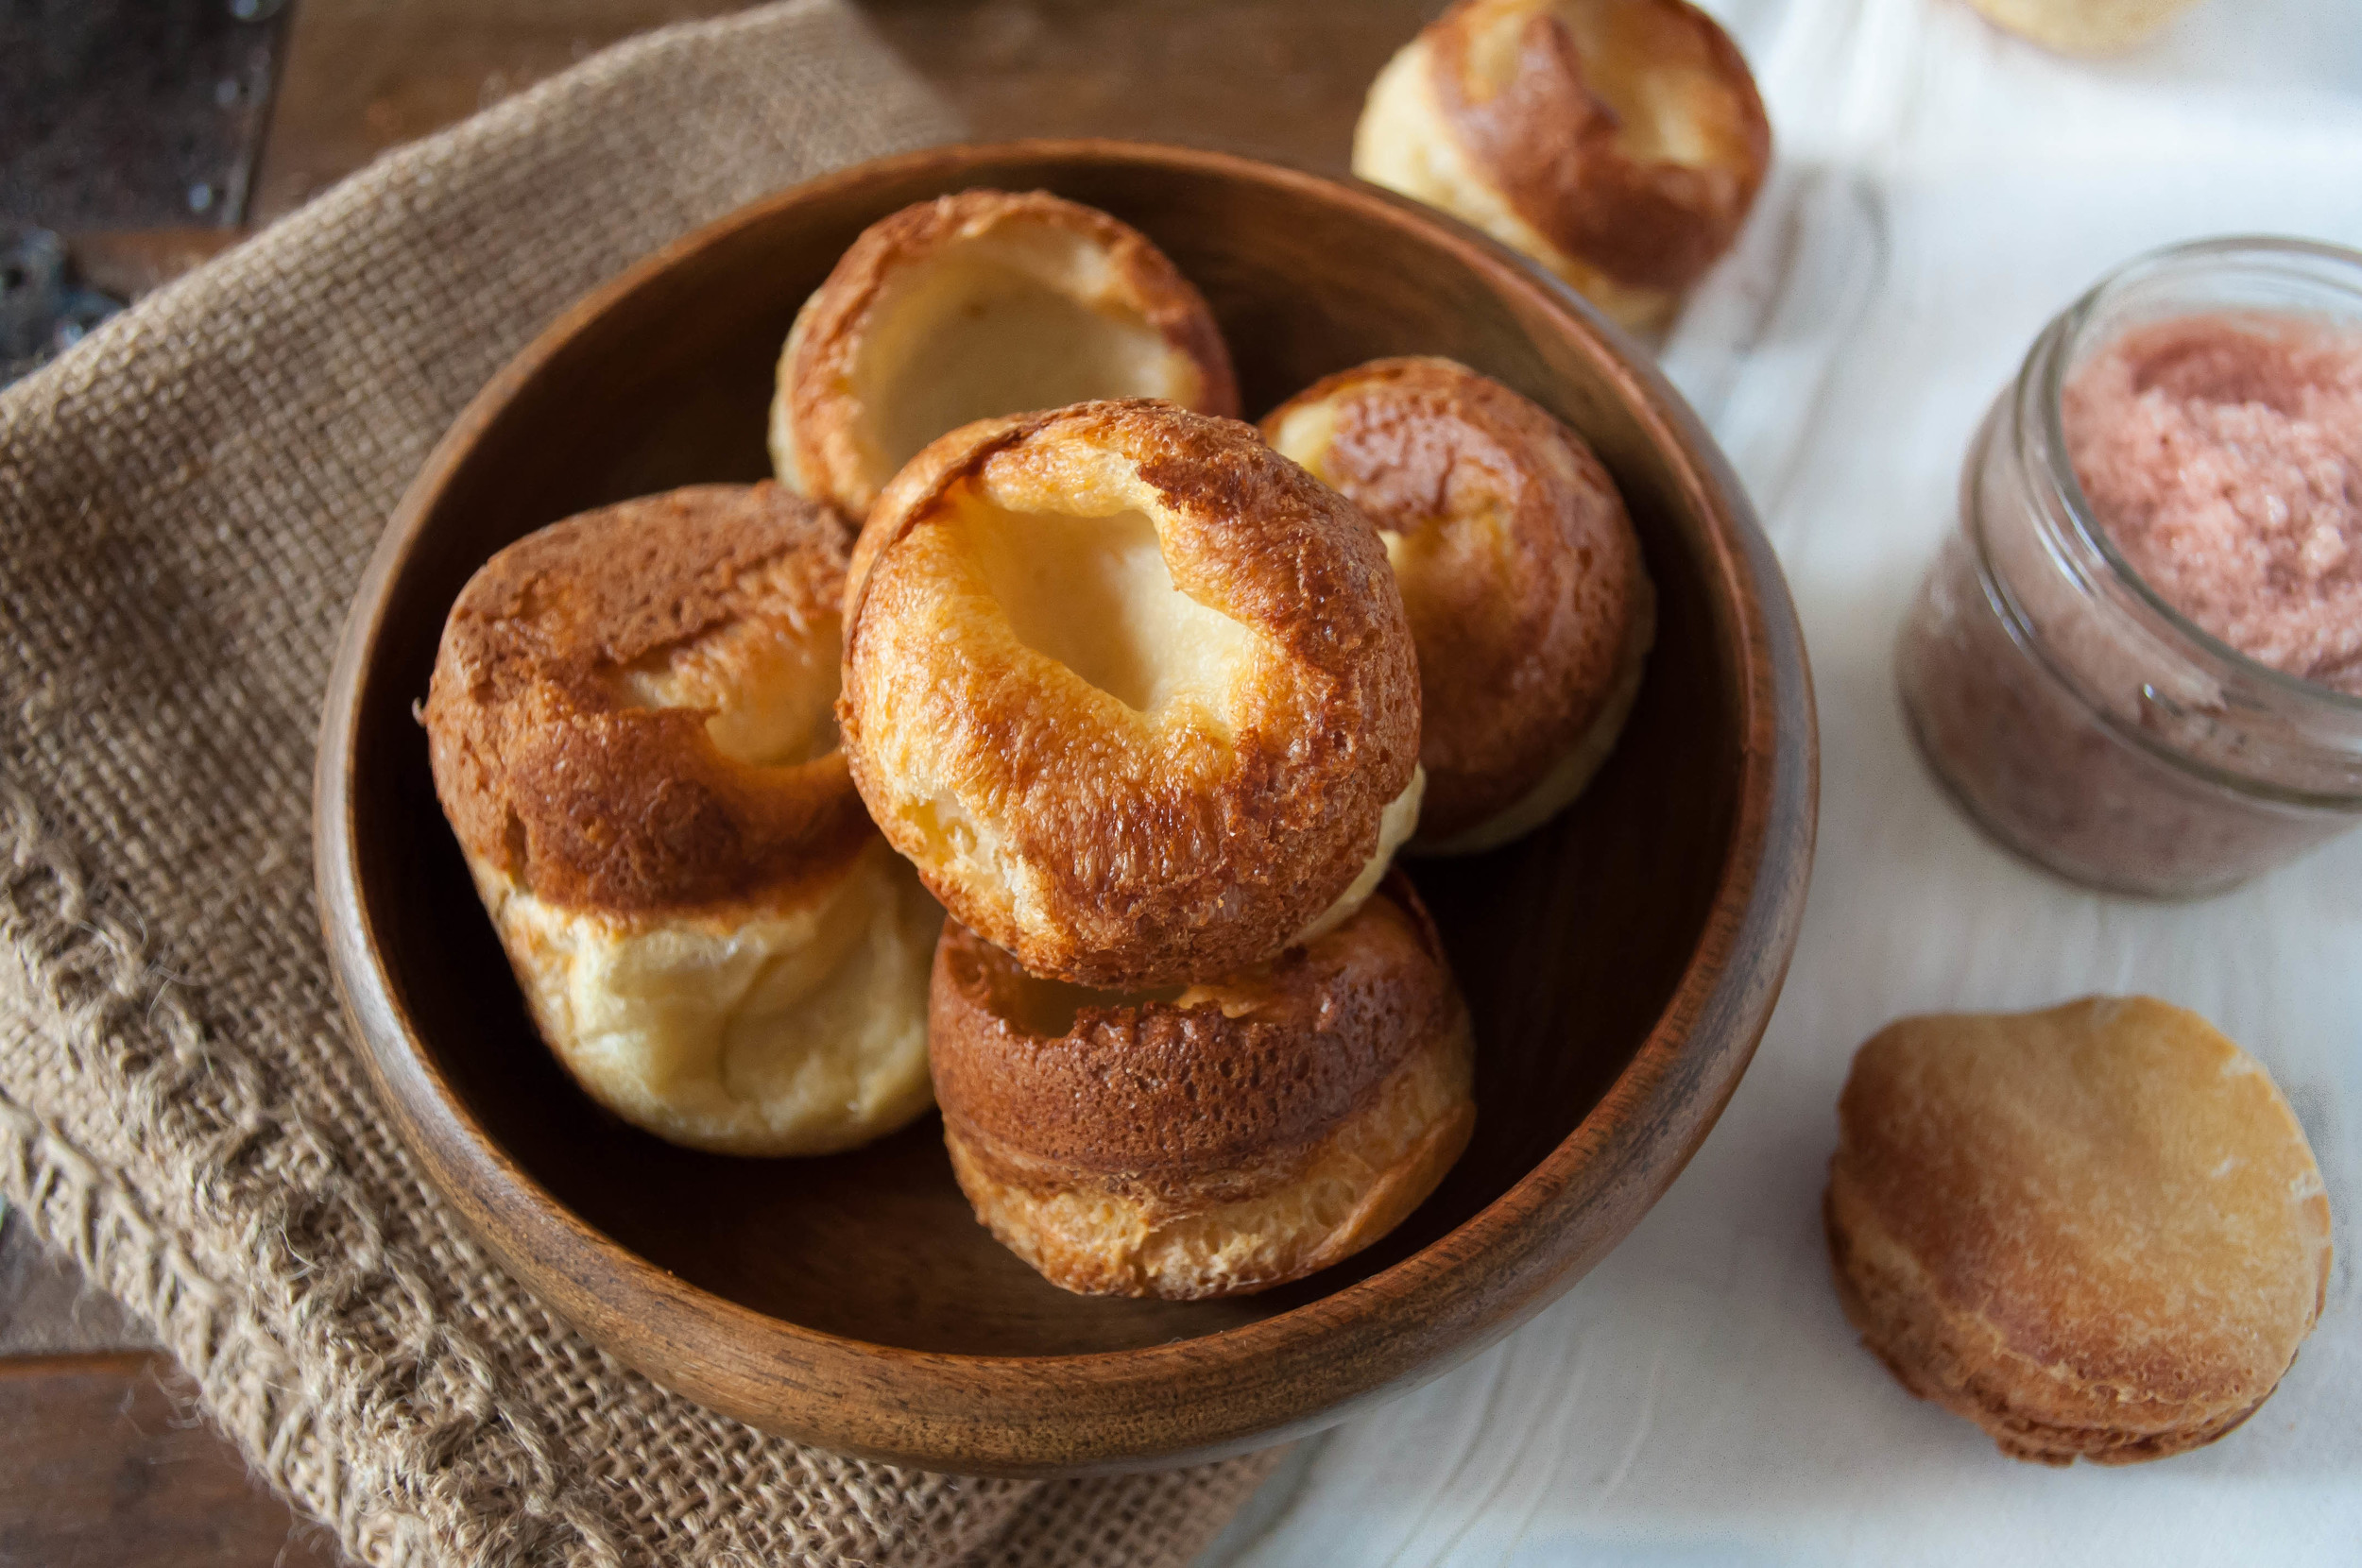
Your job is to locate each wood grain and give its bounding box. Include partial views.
[62,228,245,303]
[315,140,1816,1475]
[250,0,747,220]
[862,1,1443,177]
[248,1,1443,221]
[0,1354,342,1568]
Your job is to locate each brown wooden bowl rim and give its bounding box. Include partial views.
[314,137,1817,1475]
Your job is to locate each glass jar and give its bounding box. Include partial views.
[1897,237,2362,898]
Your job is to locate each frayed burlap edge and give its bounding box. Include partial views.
[0,777,751,1565]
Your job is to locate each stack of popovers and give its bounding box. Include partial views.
[834,387,1477,1299]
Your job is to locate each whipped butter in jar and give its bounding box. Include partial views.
[1898,237,2362,897]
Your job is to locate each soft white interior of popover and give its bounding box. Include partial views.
[853,222,1195,487]
[955,499,1260,722]
[486,840,943,1156]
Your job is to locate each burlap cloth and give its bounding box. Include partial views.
[0,4,1285,1562]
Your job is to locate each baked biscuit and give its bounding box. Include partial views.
[1826,997,2333,1463]
[1354,0,1771,331]
[772,189,1240,518]
[1263,356,1653,850]
[931,873,1476,1299]
[424,484,942,1156]
[840,399,1424,990]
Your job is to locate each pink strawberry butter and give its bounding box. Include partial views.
[1896,239,2362,897]
[2063,315,2362,695]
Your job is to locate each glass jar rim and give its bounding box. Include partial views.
[2036,233,2362,717]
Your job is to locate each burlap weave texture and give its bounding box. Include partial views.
[0,4,1281,1562]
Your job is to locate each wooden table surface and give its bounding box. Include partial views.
[2,2,1438,1560]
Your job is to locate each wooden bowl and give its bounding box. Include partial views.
[316,140,1815,1476]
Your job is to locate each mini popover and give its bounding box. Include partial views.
[772,189,1241,518]
[424,484,942,1156]
[1962,0,2204,54]
[931,873,1476,1300]
[1827,997,2333,1464]
[840,399,1424,990]
[1264,357,1653,851]
[1354,0,1772,331]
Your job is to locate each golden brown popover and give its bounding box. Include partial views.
[840,399,1424,990]
[424,484,942,1156]
[1827,997,2333,1464]
[931,873,1476,1300]
[1354,0,1772,331]
[1962,0,2204,54]
[1264,357,1652,851]
[771,189,1241,518]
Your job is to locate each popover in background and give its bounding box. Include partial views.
[1354,0,1771,331]
[1265,356,1653,852]
[1962,0,2206,54]
[424,484,942,1156]
[772,189,1240,517]
[839,399,1423,990]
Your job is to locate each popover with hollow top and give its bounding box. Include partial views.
[772,189,1241,518]
[931,872,1476,1300]
[424,484,942,1156]
[1354,0,1771,331]
[840,399,1424,990]
[1827,997,2333,1464]
[1265,356,1653,851]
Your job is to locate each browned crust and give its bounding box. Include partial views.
[1427,0,1771,295]
[1262,356,1647,840]
[1823,997,2333,1464]
[931,872,1449,1179]
[840,399,1422,988]
[424,483,875,914]
[1826,1179,2277,1464]
[780,189,1241,516]
[931,874,1477,1297]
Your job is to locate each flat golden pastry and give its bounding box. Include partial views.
[424,484,941,1156]
[771,188,1240,518]
[1354,0,1771,331]
[1825,996,2332,1463]
[839,399,1424,990]
[1264,356,1652,850]
[931,874,1476,1300]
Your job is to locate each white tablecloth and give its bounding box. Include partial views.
[1206,2,2362,1561]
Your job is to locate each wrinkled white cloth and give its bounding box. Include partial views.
[1207,2,2362,1563]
